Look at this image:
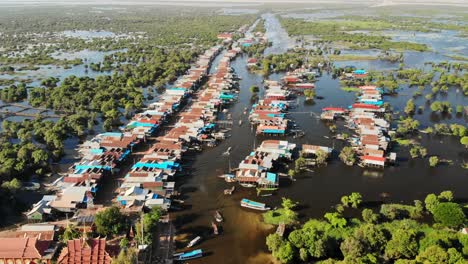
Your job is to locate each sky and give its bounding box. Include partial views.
[0,0,467,6]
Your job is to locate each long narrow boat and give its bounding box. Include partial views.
[224,185,235,195]
[186,236,201,248]
[214,210,223,222]
[173,249,203,261]
[211,221,219,235]
[240,198,271,211]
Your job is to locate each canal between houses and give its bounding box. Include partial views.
[172,13,468,264]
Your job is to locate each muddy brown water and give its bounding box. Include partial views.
[170,14,467,264]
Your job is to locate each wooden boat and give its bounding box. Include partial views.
[240,198,270,211]
[240,183,256,188]
[219,174,235,182]
[186,236,201,248]
[214,211,223,223]
[224,185,235,195]
[222,147,232,156]
[239,120,243,126]
[174,249,203,261]
[211,221,219,235]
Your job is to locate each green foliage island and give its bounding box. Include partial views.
[266,191,467,264]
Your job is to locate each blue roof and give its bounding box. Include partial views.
[266,172,278,183]
[101,132,122,137]
[354,69,367,74]
[90,148,104,154]
[132,161,180,170]
[118,149,131,162]
[128,122,156,128]
[169,88,187,91]
[75,164,111,171]
[359,100,383,106]
[262,129,285,134]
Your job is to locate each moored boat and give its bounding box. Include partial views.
[211,221,219,235]
[240,198,270,211]
[174,249,203,261]
[222,147,232,156]
[214,210,223,222]
[219,174,235,182]
[224,185,235,195]
[186,236,201,248]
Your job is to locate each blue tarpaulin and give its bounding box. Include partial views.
[263,129,285,134]
[266,172,278,183]
[132,161,180,170]
[354,69,367,74]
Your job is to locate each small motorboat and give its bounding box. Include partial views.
[219,174,235,182]
[174,249,203,261]
[214,211,223,223]
[222,147,232,156]
[186,236,201,248]
[224,185,235,195]
[240,198,271,211]
[239,120,243,126]
[211,221,219,235]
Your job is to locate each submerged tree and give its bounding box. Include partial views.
[339,146,356,166]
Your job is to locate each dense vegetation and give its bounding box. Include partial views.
[0,6,256,52]
[280,17,430,52]
[266,191,467,263]
[27,47,198,130]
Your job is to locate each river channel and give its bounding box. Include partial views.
[171,13,467,264]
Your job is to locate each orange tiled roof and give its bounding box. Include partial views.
[0,237,49,259]
[57,238,116,264]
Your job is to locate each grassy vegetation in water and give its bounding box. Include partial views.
[279,17,430,52]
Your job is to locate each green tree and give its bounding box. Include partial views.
[299,248,308,262]
[416,245,449,263]
[113,248,138,264]
[447,248,464,264]
[438,191,454,202]
[119,238,130,249]
[282,198,298,211]
[341,236,365,260]
[94,206,126,237]
[266,233,284,252]
[294,156,307,173]
[303,89,315,100]
[250,85,259,93]
[314,149,328,166]
[339,146,356,165]
[355,224,388,252]
[349,192,363,208]
[324,212,347,228]
[1,178,22,192]
[60,225,80,242]
[460,136,468,148]
[274,241,295,264]
[362,209,379,224]
[429,156,439,167]
[404,99,415,115]
[425,194,440,213]
[384,228,418,260]
[432,202,466,228]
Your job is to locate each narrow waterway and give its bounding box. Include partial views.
[173,13,468,264]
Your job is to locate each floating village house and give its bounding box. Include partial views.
[235,140,296,188]
[29,41,240,230]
